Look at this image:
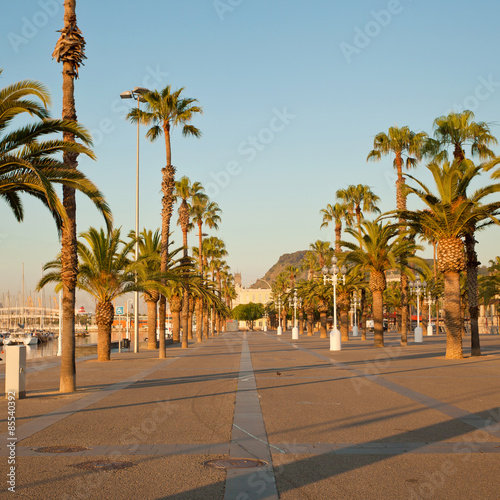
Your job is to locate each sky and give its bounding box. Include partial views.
[2,0,500,311]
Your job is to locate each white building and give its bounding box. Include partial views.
[233,273,273,330]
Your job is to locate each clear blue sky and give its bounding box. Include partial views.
[2,0,500,309]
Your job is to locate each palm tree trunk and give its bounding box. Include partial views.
[340,308,349,341]
[172,310,180,343]
[181,292,189,349]
[299,310,304,335]
[400,273,409,346]
[203,302,209,338]
[443,272,463,359]
[146,300,157,349]
[360,289,367,341]
[319,309,327,338]
[373,290,384,348]
[159,163,176,359]
[211,307,216,335]
[196,298,203,342]
[96,301,113,361]
[465,233,481,356]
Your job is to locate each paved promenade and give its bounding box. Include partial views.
[1,330,500,499]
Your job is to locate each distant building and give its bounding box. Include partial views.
[233,275,272,330]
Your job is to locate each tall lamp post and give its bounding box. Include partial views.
[277,297,282,336]
[120,86,150,353]
[352,291,359,337]
[322,257,346,351]
[410,276,426,343]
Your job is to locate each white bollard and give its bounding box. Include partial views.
[292,326,299,340]
[427,324,433,336]
[330,328,341,351]
[277,326,282,336]
[5,345,26,399]
[352,326,359,337]
[414,326,423,343]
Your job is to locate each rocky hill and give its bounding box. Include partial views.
[250,250,308,288]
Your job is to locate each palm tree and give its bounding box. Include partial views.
[309,240,331,268]
[127,85,202,353]
[190,197,221,341]
[130,229,168,350]
[320,202,352,253]
[399,160,500,358]
[39,228,135,361]
[367,126,427,346]
[343,220,424,347]
[423,110,498,356]
[336,184,380,234]
[1,65,111,392]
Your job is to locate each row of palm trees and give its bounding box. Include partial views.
[267,111,500,359]
[1,1,233,390]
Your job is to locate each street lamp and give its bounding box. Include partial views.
[426,291,433,336]
[409,276,426,343]
[120,86,150,353]
[322,256,346,351]
[352,291,359,337]
[277,296,282,336]
[291,290,299,340]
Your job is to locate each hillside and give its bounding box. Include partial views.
[250,250,308,288]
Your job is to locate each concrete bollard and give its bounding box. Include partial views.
[352,326,359,337]
[292,326,299,340]
[277,326,282,336]
[414,326,423,343]
[330,328,341,351]
[5,345,26,399]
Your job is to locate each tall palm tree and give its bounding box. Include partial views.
[130,229,171,350]
[309,240,331,268]
[336,184,380,235]
[367,126,427,346]
[320,202,352,253]
[2,64,111,392]
[190,197,221,341]
[53,0,91,392]
[127,85,202,354]
[400,160,500,358]
[423,110,498,356]
[39,228,135,361]
[343,220,424,347]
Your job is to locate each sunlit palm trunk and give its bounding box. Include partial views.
[159,124,175,358]
[203,304,210,338]
[96,301,113,361]
[59,0,79,393]
[188,297,194,340]
[181,293,189,348]
[196,298,203,342]
[170,294,181,343]
[340,308,349,341]
[373,290,384,347]
[360,289,367,341]
[298,310,304,335]
[443,272,463,359]
[146,300,157,349]
[319,307,327,338]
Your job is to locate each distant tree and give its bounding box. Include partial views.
[232,302,264,330]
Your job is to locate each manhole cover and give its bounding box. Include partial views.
[35,446,89,453]
[205,458,267,469]
[72,460,134,471]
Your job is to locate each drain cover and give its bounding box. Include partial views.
[35,446,89,453]
[72,460,134,471]
[205,458,267,469]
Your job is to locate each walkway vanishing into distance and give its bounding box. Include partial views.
[1,331,500,499]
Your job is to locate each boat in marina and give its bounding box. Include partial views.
[4,330,39,346]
